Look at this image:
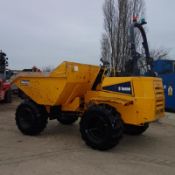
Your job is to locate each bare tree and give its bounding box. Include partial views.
[101,0,145,75]
[150,48,170,60]
[102,0,117,75]
[116,0,131,71]
[101,33,111,65]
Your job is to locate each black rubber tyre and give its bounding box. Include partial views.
[57,113,78,125]
[4,89,12,103]
[15,100,48,135]
[18,89,27,99]
[80,105,123,150]
[124,123,149,135]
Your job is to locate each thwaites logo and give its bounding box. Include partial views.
[103,82,132,95]
[20,80,30,86]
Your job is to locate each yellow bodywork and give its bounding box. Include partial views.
[85,77,164,125]
[12,61,165,126]
[12,62,100,107]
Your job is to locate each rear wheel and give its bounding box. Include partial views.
[57,113,78,125]
[15,100,48,135]
[124,123,149,135]
[80,105,123,150]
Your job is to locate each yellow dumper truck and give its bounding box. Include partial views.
[12,61,164,150]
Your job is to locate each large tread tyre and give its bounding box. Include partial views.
[4,90,12,103]
[80,105,123,150]
[18,89,27,99]
[15,100,48,136]
[57,114,78,125]
[124,123,149,135]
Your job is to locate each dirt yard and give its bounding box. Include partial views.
[0,97,175,175]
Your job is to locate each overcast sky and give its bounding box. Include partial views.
[0,0,175,69]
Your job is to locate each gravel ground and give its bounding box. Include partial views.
[0,97,175,175]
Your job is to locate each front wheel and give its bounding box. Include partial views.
[124,123,149,135]
[16,100,48,135]
[80,105,123,150]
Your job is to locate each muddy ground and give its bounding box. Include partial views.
[0,97,175,175]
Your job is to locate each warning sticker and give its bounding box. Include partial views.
[168,86,173,96]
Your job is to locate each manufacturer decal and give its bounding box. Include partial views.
[20,80,30,86]
[103,82,132,95]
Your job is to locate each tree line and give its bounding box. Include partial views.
[101,0,169,76]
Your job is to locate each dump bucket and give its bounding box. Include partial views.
[12,62,100,106]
